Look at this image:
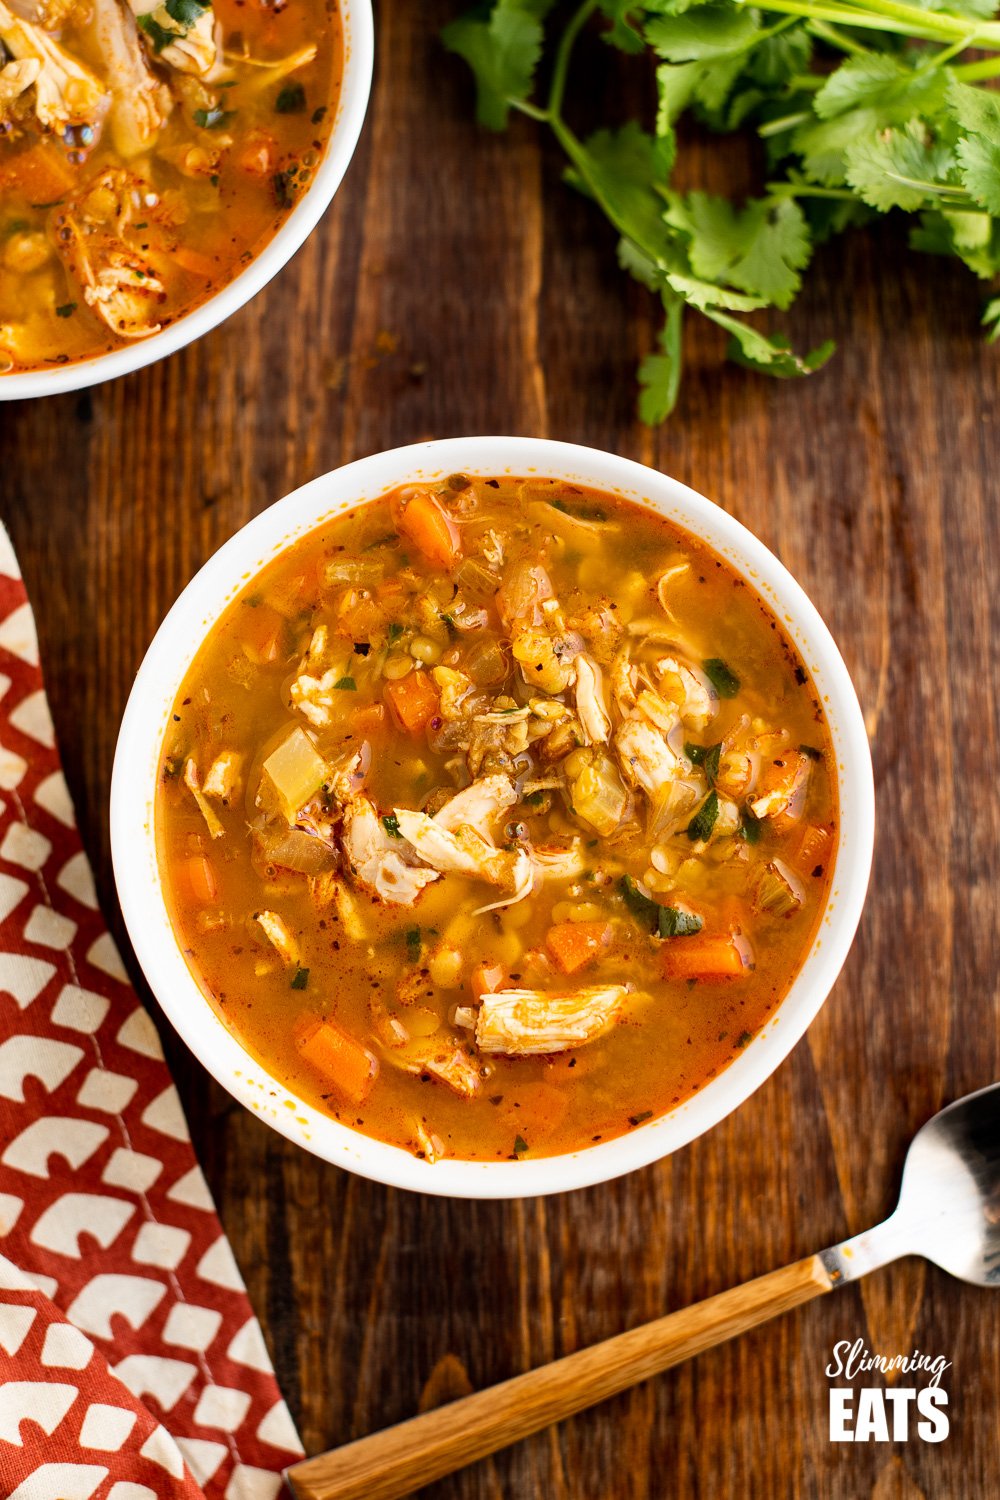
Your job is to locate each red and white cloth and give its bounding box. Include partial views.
[0,526,303,1499]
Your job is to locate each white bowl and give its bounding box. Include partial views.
[111,437,874,1198]
[0,0,373,402]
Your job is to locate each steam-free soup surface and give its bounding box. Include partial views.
[0,0,341,372]
[157,477,837,1162]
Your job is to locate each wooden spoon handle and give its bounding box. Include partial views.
[286,1252,834,1500]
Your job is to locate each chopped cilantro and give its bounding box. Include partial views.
[387,623,404,643]
[523,789,546,807]
[686,791,719,842]
[740,808,763,845]
[685,741,721,783]
[332,676,356,691]
[55,303,77,318]
[736,1030,753,1048]
[657,907,704,938]
[382,814,401,838]
[276,82,307,114]
[30,197,65,210]
[165,0,208,24]
[311,106,328,125]
[629,1111,653,1127]
[405,927,422,955]
[702,659,741,698]
[137,13,176,51]
[193,107,237,130]
[512,1134,529,1156]
[619,874,658,929]
[290,966,309,991]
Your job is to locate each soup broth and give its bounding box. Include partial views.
[156,477,837,1163]
[0,0,342,372]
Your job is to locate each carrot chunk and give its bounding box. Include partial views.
[0,144,75,204]
[470,962,505,1000]
[397,491,461,570]
[794,823,832,872]
[545,921,612,975]
[384,670,439,733]
[350,701,386,736]
[296,1017,379,1105]
[661,934,749,981]
[186,855,217,904]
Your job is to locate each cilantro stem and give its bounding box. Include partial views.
[510,98,551,123]
[758,111,813,137]
[805,18,870,53]
[548,0,598,120]
[745,0,1000,47]
[765,181,863,200]
[953,55,1000,80]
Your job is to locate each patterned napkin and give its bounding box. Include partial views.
[0,526,304,1499]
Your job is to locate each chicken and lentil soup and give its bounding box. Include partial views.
[0,0,342,371]
[157,477,837,1162]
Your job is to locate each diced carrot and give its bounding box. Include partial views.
[296,1017,379,1105]
[235,130,277,177]
[470,962,505,1000]
[169,243,217,279]
[0,144,75,204]
[384,670,439,734]
[350,701,386,736]
[661,934,749,981]
[545,921,612,975]
[397,491,461,570]
[186,855,217,904]
[793,823,832,873]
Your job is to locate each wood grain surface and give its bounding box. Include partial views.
[2,3,999,1496]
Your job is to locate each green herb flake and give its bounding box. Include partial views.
[736,1030,753,1048]
[136,12,175,51]
[512,1134,529,1157]
[275,82,307,114]
[629,1110,654,1127]
[30,197,65,210]
[290,966,310,991]
[405,927,422,955]
[387,623,404,643]
[523,790,546,807]
[740,808,763,845]
[687,791,719,843]
[702,659,740,698]
[193,107,236,130]
[657,906,704,938]
[55,303,77,319]
[332,676,357,691]
[311,106,327,125]
[686,741,721,783]
[619,874,658,929]
[382,814,401,838]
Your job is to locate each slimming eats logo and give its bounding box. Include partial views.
[826,1339,951,1443]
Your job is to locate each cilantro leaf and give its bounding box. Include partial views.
[165,0,208,25]
[442,0,553,130]
[687,791,720,842]
[666,192,811,309]
[645,6,760,62]
[844,122,954,212]
[657,906,704,937]
[638,299,684,423]
[984,297,1000,343]
[709,310,835,379]
[956,133,1000,215]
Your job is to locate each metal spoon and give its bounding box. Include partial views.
[287,1082,1000,1500]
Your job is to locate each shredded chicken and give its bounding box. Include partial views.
[0,0,107,131]
[342,795,440,907]
[573,653,611,745]
[183,758,224,839]
[91,0,171,156]
[128,0,217,76]
[431,773,517,833]
[475,985,628,1056]
[254,909,298,965]
[0,56,39,118]
[52,168,166,339]
[404,1044,481,1098]
[202,751,241,798]
[653,655,718,732]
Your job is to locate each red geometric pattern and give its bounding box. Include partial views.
[0,527,302,1499]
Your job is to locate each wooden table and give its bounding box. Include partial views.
[2,4,998,1495]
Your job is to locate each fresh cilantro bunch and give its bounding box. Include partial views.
[443,0,1000,418]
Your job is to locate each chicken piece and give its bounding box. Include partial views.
[342,795,439,906]
[89,0,171,155]
[53,175,166,341]
[475,985,628,1056]
[183,758,224,839]
[0,57,39,120]
[432,773,517,833]
[0,0,107,132]
[128,0,217,76]
[202,751,241,799]
[33,0,86,26]
[511,625,577,696]
[393,811,518,889]
[614,718,685,799]
[531,840,587,883]
[747,749,811,823]
[653,656,718,732]
[610,650,638,716]
[404,1043,481,1098]
[573,653,611,745]
[254,909,298,966]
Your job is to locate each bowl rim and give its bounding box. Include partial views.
[0,0,374,402]
[111,436,875,1199]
